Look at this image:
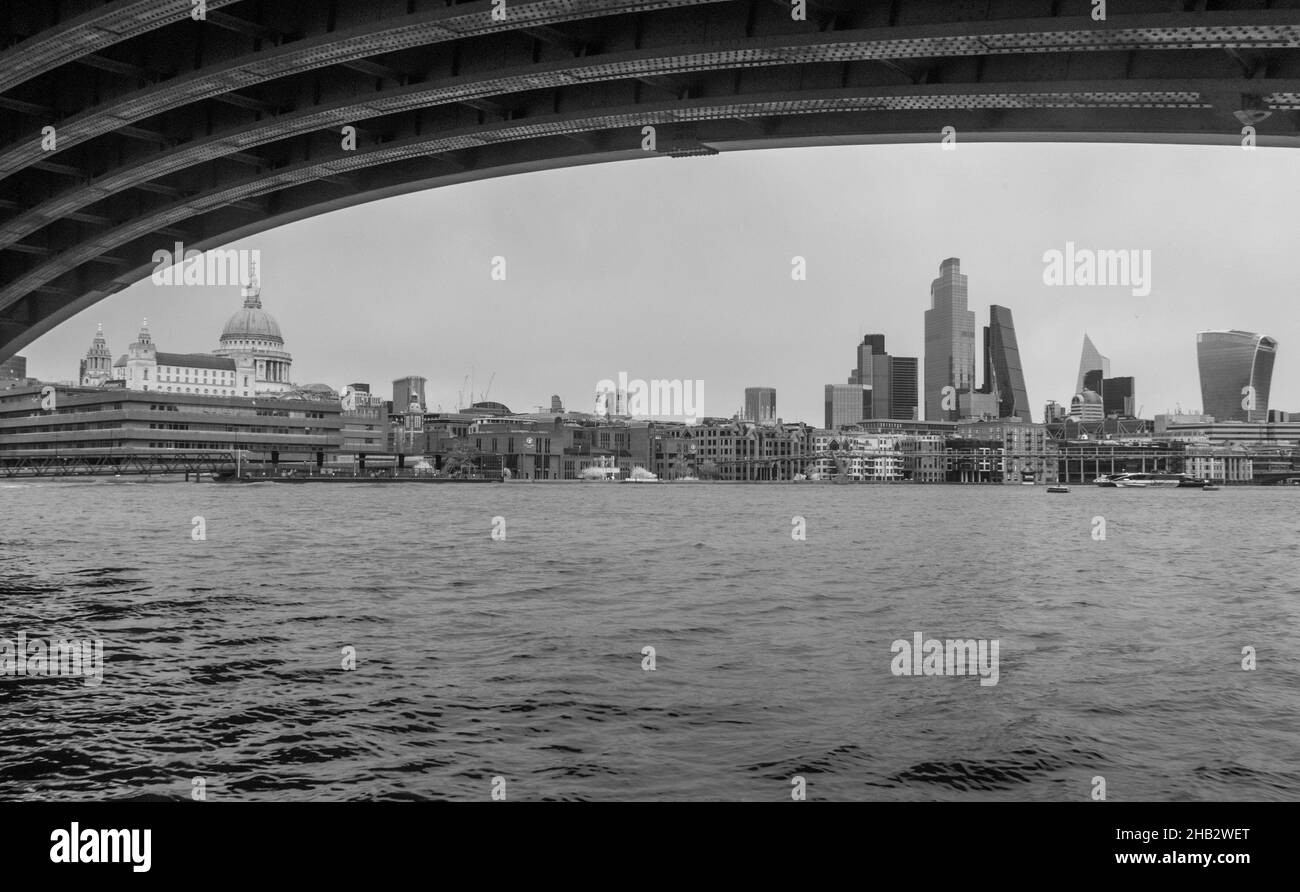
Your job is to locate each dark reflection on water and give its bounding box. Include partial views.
[1,479,1297,801]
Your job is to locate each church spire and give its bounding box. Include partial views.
[241,256,262,309]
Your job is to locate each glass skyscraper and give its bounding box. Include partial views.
[924,258,976,421]
[1101,376,1135,418]
[982,305,1032,422]
[889,356,919,421]
[744,387,777,424]
[824,384,867,430]
[1076,333,1111,393]
[1196,330,1277,422]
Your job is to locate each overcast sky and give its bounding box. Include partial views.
[19,141,1297,424]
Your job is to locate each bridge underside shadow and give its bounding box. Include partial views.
[2,0,1298,360]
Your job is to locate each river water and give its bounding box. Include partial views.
[1,479,1296,801]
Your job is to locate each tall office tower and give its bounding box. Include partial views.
[744,387,777,424]
[851,334,888,382]
[889,356,919,421]
[981,304,1032,422]
[848,334,886,418]
[1102,376,1135,418]
[79,323,113,386]
[1076,333,1110,393]
[1083,368,1104,396]
[925,258,977,421]
[1196,330,1277,422]
[825,384,867,429]
[393,375,427,414]
[847,335,918,420]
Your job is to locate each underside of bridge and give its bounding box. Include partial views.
[1,0,1298,361]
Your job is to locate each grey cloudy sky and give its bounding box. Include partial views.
[21,141,1297,424]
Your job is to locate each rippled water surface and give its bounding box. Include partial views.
[1,479,1297,801]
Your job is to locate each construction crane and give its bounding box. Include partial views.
[480,372,495,402]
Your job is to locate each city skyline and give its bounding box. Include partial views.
[11,143,1298,423]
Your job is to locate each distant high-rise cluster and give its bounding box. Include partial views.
[824,334,918,429]
[921,259,1029,423]
[819,258,1036,430]
[1066,334,1136,424]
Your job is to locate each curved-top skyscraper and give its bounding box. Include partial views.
[1196,330,1277,423]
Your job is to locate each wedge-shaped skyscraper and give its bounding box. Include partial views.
[982,305,1032,422]
[1197,330,1277,423]
[1076,333,1110,393]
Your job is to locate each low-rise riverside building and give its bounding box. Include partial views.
[955,420,1059,484]
[653,420,812,481]
[467,417,567,479]
[809,431,904,481]
[899,435,947,482]
[0,384,342,463]
[1161,420,1300,448]
[340,403,389,458]
[1181,444,1254,483]
[941,437,1003,483]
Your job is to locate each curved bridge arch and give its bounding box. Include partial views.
[2,0,1298,360]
